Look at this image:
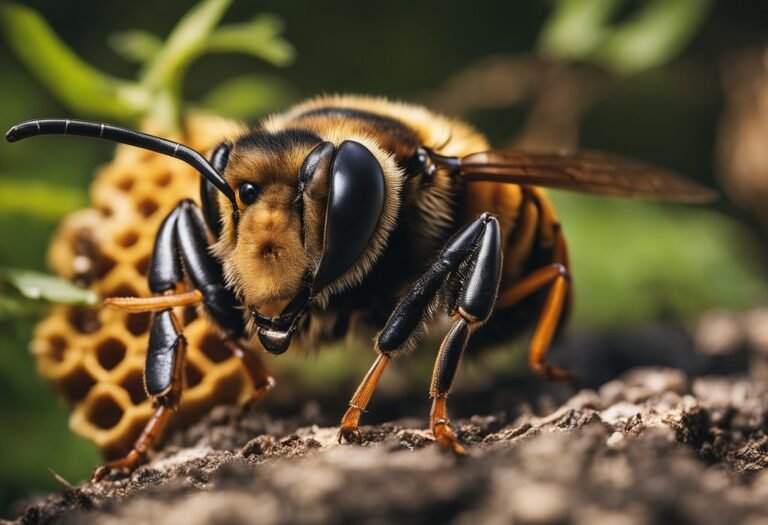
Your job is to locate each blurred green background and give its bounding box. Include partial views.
[2,0,768,516]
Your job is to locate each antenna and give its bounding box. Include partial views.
[6,119,239,223]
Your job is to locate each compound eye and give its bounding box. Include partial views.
[239,182,260,205]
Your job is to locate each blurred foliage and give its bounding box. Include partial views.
[1,0,768,518]
[0,2,147,121]
[0,268,98,319]
[554,194,768,325]
[539,0,714,75]
[0,178,85,220]
[0,0,294,130]
[202,73,297,118]
[203,14,295,65]
[108,30,163,65]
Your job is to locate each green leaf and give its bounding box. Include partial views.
[0,178,87,220]
[2,0,297,133]
[0,268,98,307]
[109,30,163,64]
[538,0,713,76]
[0,2,149,120]
[141,0,231,90]
[594,0,714,75]
[201,74,297,118]
[139,0,233,130]
[206,15,296,66]
[551,194,768,327]
[0,294,47,319]
[539,0,623,61]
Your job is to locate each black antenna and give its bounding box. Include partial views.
[5,119,239,223]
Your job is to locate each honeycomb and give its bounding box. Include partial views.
[30,115,254,459]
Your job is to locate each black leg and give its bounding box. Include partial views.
[92,308,185,480]
[97,200,254,478]
[339,213,502,451]
[144,309,187,402]
[430,216,501,453]
[176,199,245,338]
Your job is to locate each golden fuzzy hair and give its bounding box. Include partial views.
[212,136,314,307]
[211,96,411,308]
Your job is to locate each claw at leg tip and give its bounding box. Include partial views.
[432,422,467,456]
[337,426,362,445]
[91,466,109,482]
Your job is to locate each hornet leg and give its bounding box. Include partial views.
[96,200,260,479]
[92,308,184,480]
[339,213,502,455]
[495,191,573,380]
[226,339,276,409]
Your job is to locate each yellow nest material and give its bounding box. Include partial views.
[30,115,252,459]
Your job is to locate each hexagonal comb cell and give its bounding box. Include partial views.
[125,312,152,337]
[67,307,102,335]
[43,334,67,363]
[117,230,140,249]
[120,368,147,405]
[199,332,233,364]
[95,337,126,371]
[154,172,172,188]
[58,365,98,404]
[134,254,151,277]
[32,116,254,457]
[116,176,136,193]
[185,362,204,389]
[85,392,125,430]
[137,197,159,218]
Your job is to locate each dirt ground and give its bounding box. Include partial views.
[6,366,768,525]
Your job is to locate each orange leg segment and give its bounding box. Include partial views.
[92,403,172,481]
[496,263,568,308]
[527,270,571,380]
[105,290,204,312]
[431,394,466,455]
[338,353,390,443]
[226,340,276,408]
[497,220,573,380]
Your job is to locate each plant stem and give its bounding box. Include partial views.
[140,0,232,130]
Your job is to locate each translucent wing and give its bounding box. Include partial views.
[451,150,717,203]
